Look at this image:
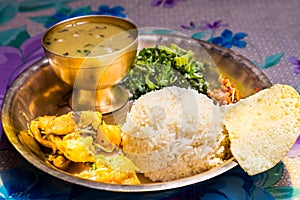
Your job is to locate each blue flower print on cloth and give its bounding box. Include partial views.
[91,5,126,18]
[30,4,126,28]
[30,5,91,28]
[198,20,228,32]
[212,29,248,48]
[288,56,300,74]
[181,20,228,32]
[181,20,228,41]
[52,166,276,200]
[0,167,72,199]
[151,0,186,8]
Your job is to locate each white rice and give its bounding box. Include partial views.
[121,86,230,182]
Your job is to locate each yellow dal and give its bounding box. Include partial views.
[43,22,135,57]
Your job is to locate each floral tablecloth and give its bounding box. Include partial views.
[0,0,300,199]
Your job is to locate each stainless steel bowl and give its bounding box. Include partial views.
[1,34,271,192]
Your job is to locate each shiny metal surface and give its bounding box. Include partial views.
[42,15,138,113]
[1,34,271,192]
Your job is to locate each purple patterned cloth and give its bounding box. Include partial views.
[0,0,300,199]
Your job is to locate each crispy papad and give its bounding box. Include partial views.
[224,84,300,175]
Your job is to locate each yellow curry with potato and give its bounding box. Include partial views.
[19,111,140,185]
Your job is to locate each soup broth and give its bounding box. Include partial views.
[43,21,136,57]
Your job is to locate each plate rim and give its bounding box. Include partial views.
[1,34,272,192]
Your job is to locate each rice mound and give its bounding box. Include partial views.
[121,86,230,182]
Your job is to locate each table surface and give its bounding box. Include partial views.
[0,0,299,199]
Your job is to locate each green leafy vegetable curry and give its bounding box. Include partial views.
[121,44,210,99]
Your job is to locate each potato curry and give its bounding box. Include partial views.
[19,110,140,185]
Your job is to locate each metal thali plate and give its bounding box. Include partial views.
[1,34,271,192]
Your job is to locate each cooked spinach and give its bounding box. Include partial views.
[121,44,209,100]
